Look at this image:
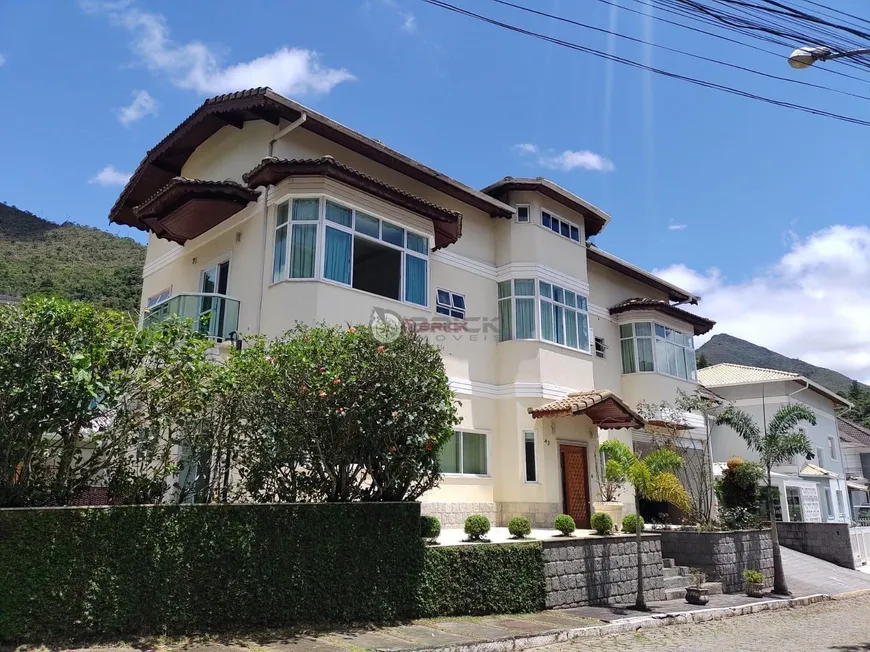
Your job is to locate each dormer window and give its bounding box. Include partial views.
[541,210,581,243]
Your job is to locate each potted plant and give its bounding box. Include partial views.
[743,569,765,598]
[685,569,709,606]
[594,441,631,530]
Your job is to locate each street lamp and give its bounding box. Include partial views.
[788,45,870,69]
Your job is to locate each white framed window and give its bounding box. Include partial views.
[272,196,430,307]
[523,430,537,482]
[540,281,590,351]
[436,289,466,319]
[816,446,825,468]
[498,278,536,341]
[828,436,837,461]
[824,487,834,518]
[440,430,488,476]
[541,209,581,243]
[619,321,697,381]
[516,204,531,223]
[146,287,171,308]
[837,490,846,518]
[595,336,606,359]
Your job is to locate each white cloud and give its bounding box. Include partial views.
[89,165,132,187]
[668,223,688,231]
[653,225,870,382]
[514,143,614,173]
[84,2,354,96]
[401,12,417,33]
[116,89,158,125]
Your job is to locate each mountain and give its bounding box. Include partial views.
[0,201,145,313]
[697,333,866,397]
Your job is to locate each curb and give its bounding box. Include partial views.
[832,588,870,600]
[379,594,831,652]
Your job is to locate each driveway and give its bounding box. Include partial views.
[781,545,870,596]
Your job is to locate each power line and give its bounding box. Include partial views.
[489,0,870,101]
[418,0,870,127]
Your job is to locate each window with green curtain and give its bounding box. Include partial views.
[292,198,320,221]
[273,224,288,283]
[461,432,487,474]
[289,223,317,278]
[439,433,460,474]
[578,313,590,351]
[498,280,512,341]
[325,200,352,227]
[539,280,589,351]
[621,337,636,374]
[516,298,535,339]
[638,336,655,371]
[540,301,554,342]
[324,226,351,284]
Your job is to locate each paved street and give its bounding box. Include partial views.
[540,594,870,651]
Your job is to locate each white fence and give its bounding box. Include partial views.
[850,526,870,568]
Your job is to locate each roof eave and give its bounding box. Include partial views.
[586,245,698,303]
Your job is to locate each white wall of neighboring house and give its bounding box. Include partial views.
[137,101,711,528]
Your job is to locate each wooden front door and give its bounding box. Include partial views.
[560,444,591,528]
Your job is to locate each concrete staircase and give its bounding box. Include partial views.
[662,558,725,601]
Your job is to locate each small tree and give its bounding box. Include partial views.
[599,440,691,610]
[716,458,765,529]
[716,403,816,595]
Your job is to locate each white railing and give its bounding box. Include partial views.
[850,526,870,568]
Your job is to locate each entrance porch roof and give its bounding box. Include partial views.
[528,390,644,430]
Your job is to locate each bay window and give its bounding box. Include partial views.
[498,279,536,341]
[273,197,429,307]
[540,281,590,351]
[620,321,697,380]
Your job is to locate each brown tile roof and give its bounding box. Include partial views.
[110,87,512,231]
[838,417,870,447]
[528,389,644,429]
[609,297,716,335]
[134,177,260,219]
[480,176,610,236]
[242,156,461,249]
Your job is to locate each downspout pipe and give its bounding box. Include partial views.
[254,113,307,333]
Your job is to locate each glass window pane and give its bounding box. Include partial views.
[406,232,429,254]
[655,338,669,375]
[667,343,679,377]
[635,322,652,337]
[404,255,428,306]
[439,433,460,474]
[517,205,529,222]
[541,301,555,342]
[452,294,465,310]
[542,212,551,228]
[273,225,288,282]
[499,298,513,341]
[382,222,405,247]
[578,313,590,351]
[450,309,465,319]
[553,305,565,345]
[524,432,536,482]
[676,343,688,379]
[462,432,487,474]
[655,323,667,338]
[289,224,317,278]
[577,295,588,311]
[355,212,380,238]
[638,337,655,372]
[686,349,697,380]
[552,285,564,304]
[323,226,352,284]
[570,225,580,241]
[620,323,634,338]
[621,338,637,374]
[437,289,451,306]
[498,280,512,299]
[436,306,451,316]
[516,298,535,339]
[550,219,560,233]
[560,221,570,238]
[292,198,319,221]
[565,291,576,308]
[276,201,289,226]
[325,201,352,227]
[686,336,695,351]
[514,279,535,296]
[539,281,552,299]
[565,310,578,348]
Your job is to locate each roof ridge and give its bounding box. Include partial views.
[704,362,800,376]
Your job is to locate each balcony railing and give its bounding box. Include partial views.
[144,293,240,341]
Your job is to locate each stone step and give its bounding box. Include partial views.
[664,574,692,589]
[662,558,676,569]
[662,566,690,578]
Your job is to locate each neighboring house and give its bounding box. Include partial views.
[118,87,715,528]
[838,417,870,518]
[700,363,851,523]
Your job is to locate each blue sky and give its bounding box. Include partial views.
[2,0,870,379]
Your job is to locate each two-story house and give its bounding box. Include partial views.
[118,88,715,528]
[838,417,870,518]
[700,363,851,522]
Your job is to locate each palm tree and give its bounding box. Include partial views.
[599,440,691,610]
[715,403,816,595]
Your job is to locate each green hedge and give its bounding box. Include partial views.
[0,503,423,642]
[418,543,545,617]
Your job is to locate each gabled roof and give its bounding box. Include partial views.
[610,297,715,335]
[800,462,839,479]
[585,245,698,303]
[527,389,644,429]
[480,176,610,235]
[698,363,851,408]
[110,87,513,231]
[838,417,870,447]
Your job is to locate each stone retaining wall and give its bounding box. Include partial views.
[777,522,856,569]
[543,534,665,608]
[420,502,497,529]
[659,530,773,593]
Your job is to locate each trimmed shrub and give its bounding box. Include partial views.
[508,516,532,539]
[420,515,441,542]
[464,514,491,540]
[0,503,424,642]
[418,543,545,617]
[590,512,614,535]
[554,514,576,536]
[622,513,645,534]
